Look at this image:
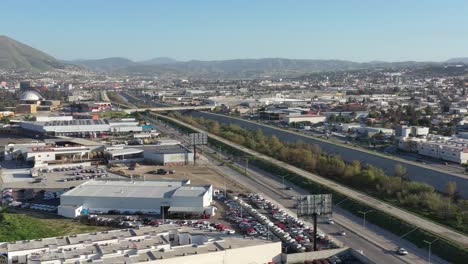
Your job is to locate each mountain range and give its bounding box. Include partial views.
[0,35,466,78]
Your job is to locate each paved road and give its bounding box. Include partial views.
[157,113,468,248]
[145,113,447,264]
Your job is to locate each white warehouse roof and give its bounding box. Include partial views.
[61,179,210,199]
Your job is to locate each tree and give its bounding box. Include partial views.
[446,181,457,201]
[394,164,407,178]
[207,121,220,134]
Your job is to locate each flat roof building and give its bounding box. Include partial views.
[20,117,142,137]
[58,179,213,218]
[0,225,282,264]
[143,144,194,166]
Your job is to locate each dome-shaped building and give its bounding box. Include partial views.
[19,90,43,104]
[15,90,46,114]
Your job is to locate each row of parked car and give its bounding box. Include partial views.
[63,173,108,182]
[1,188,14,204]
[9,201,57,212]
[40,165,86,173]
[243,193,340,252]
[44,191,64,200]
[224,199,271,239]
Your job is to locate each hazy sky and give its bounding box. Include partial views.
[2,0,467,62]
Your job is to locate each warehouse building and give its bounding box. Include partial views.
[144,144,194,166]
[58,179,213,218]
[282,114,326,124]
[0,225,282,264]
[104,147,144,164]
[20,117,142,137]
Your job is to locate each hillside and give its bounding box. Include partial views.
[116,58,438,78]
[72,57,137,72]
[0,35,68,71]
[446,57,468,64]
[139,57,179,65]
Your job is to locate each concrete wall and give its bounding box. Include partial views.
[144,151,194,165]
[58,205,82,218]
[190,112,468,198]
[60,193,209,217]
[283,247,349,263]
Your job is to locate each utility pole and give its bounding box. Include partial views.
[223,175,227,196]
[313,212,318,251]
[423,238,439,264]
[358,210,373,228]
[244,157,249,176]
[193,144,197,165]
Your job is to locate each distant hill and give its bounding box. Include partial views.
[446,57,468,64]
[71,57,137,72]
[139,57,178,65]
[66,56,423,77]
[0,35,69,71]
[1,35,466,78]
[116,58,440,78]
[115,58,365,78]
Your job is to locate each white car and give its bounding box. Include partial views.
[223,229,236,235]
[327,218,335,224]
[396,247,408,255]
[338,230,346,236]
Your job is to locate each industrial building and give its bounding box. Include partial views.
[395,125,430,138]
[398,134,468,164]
[282,114,326,124]
[20,117,142,137]
[0,225,282,264]
[143,144,194,166]
[105,147,144,164]
[3,137,102,168]
[58,179,213,218]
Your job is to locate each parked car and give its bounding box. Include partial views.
[156,169,169,175]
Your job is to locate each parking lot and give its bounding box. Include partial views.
[109,163,248,193]
[1,165,126,189]
[220,192,341,254]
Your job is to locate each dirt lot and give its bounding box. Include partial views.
[109,164,248,193]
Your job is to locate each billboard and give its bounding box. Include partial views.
[190,133,208,145]
[297,194,332,216]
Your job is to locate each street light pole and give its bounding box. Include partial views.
[244,157,249,176]
[423,238,439,264]
[358,210,373,228]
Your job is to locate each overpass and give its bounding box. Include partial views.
[123,105,214,114]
